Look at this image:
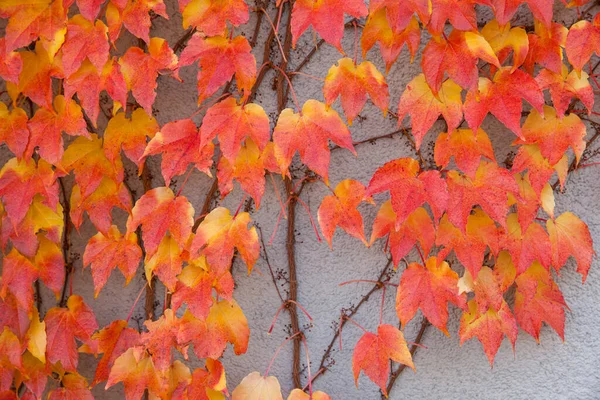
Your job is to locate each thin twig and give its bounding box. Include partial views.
[258,226,285,303]
[58,178,73,307]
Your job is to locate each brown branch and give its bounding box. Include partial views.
[258,226,285,303]
[312,258,394,385]
[173,28,196,54]
[384,317,430,398]
[58,178,73,307]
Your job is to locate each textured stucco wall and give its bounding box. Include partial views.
[2,1,600,399]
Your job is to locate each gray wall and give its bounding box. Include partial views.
[2,1,599,399]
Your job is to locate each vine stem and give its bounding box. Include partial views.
[265,331,303,377]
[58,178,73,307]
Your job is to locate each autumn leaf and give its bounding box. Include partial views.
[182,359,227,399]
[119,38,178,113]
[366,158,448,228]
[368,0,430,32]
[0,249,38,314]
[445,161,519,232]
[104,109,159,169]
[171,256,234,319]
[421,30,499,94]
[427,0,477,36]
[512,144,567,195]
[396,256,466,334]
[323,57,389,124]
[396,74,463,148]
[86,320,140,386]
[290,0,368,51]
[318,179,371,248]
[288,389,331,400]
[547,212,594,282]
[464,68,544,137]
[232,371,282,400]
[182,0,249,36]
[141,309,187,372]
[144,235,184,291]
[200,97,269,162]
[60,15,109,78]
[502,213,552,274]
[352,324,414,396]
[126,187,195,256]
[434,128,496,178]
[70,179,132,236]
[0,104,29,159]
[361,11,421,72]
[83,225,142,297]
[459,298,517,365]
[178,299,249,359]
[141,119,214,186]
[25,307,46,364]
[0,292,30,340]
[107,0,169,43]
[191,207,259,274]
[481,19,529,71]
[47,372,94,400]
[519,106,586,165]
[524,21,568,74]
[370,204,436,267]
[536,67,594,118]
[514,262,568,341]
[485,0,553,27]
[179,34,256,105]
[61,134,124,199]
[45,295,99,371]
[26,95,89,164]
[106,346,162,399]
[273,99,355,182]
[33,233,65,298]
[0,38,23,85]
[565,16,600,72]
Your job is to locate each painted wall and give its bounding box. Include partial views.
[2,1,599,399]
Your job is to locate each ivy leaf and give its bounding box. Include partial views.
[45,295,99,371]
[126,187,194,257]
[106,346,162,399]
[446,161,519,232]
[86,320,140,386]
[290,0,367,52]
[369,0,431,32]
[141,119,214,187]
[61,15,109,78]
[323,57,389,125]
[536,68,594,118]
[25,307,47,364]
[512,144,566,195]
[459,298,517,365]
[421,30,499,94]
[172,257,234,320]
[481,19,529,71]
[183,359,227,399]
[318,179,371,248]
[178,299,249,359]
[502,214,552,274]
[565,16,600,72]
[397,74,463,148]
[26,95,89,164]
[434,128,496,178]
[0,38,23,85]
[106,0,168,43]
[179,34,256,105]
[103,109,159,169]
[232,371,283,400]
[273,100,355,182]
[33,233,65,299]
[288,389,331,400]
[427,0,477,36]
[519,106,586,165]
[76,0,106,21]
[61,134,124,199]
[524,21,568,75]
[370,204,436,267]
[47,372,94,400]
[144,235,184,291]
[396,256,466,334]
[119,38,178,113]
[191,207,259,274]
[352,324,414,396]
[141,309,186,372]
[0,104,29,159]
[182,0,249,36]
[515,262,568,341]
[200,97,270,162]
[485,0,553,26]
[547,212,594,282]
[83,226,142,297]
[361,11,421,72]
[0,248,38,314]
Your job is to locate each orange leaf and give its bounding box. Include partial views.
[396,74,463,148]
[182,0,249,36]
[396,256,466,333]
[179,33,256,105]
[369,0,430,32]
[106,346,162,399]
[83,226,142,297]
[290,0,367,51]
[232,371,282,400]
[141,309,187,372]
[481,19,529,71]
[502,214,552,274]
[200,97,269,162]
[536,67,594,118]
[288,389,331,400]
[524,21,568,74]
[33,233,65,298]
[323,57,389,124]
[47,372,93,400]
[142,119,214,186]
[434,128,496,178]
[0,249,38,314]
[0,104,28,159]
[191,207,259,274]
[26,95,89,164]
[107,0,168,43]
[127,187,194,256]
[317,179,370,247]
[426,0,477,36]
[61,15,109,77]
[45,295,98,371]
[547,212,594,282]
[183,359,227,399]
[273,100,355,182]
[352,324,414,396]
[144,235,184,291]
[104,109,159,169]
[565,16,600,72]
